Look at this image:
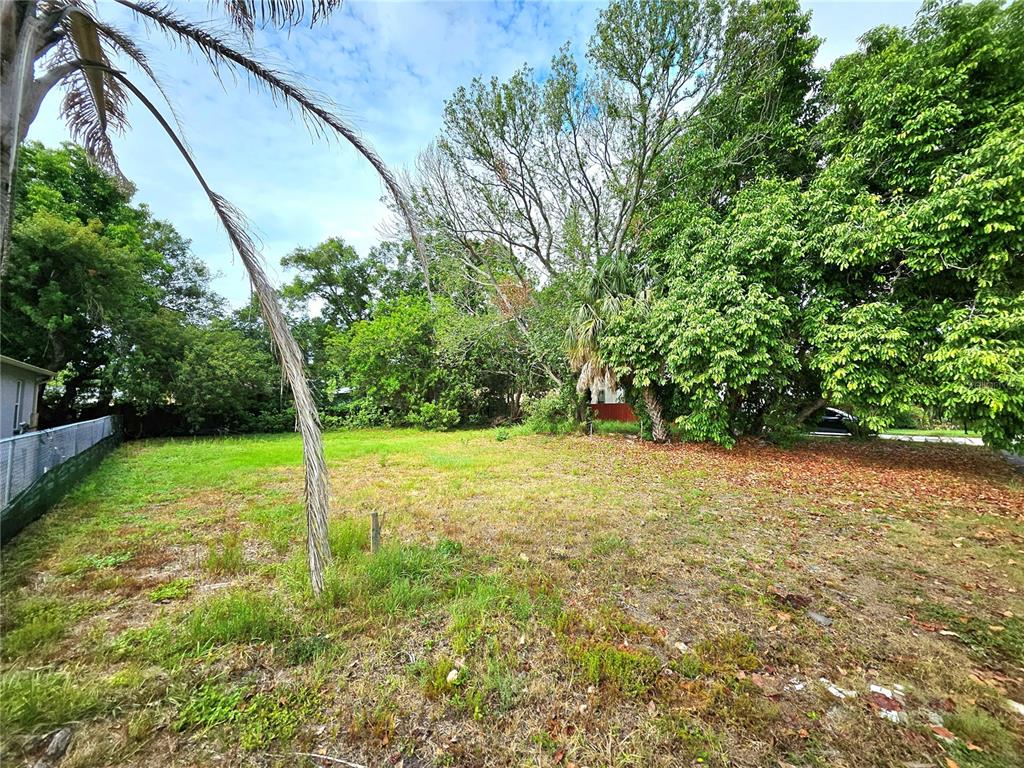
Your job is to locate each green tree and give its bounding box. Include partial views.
[804,0,1024,447]
[173,322,286,434]
[2,143,219,423]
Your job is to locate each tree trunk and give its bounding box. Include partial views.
[794,396,826,426]
[0,3,36,277]
[641,385,669,443]
[1,3,69,279]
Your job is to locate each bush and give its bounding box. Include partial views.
[409,401,460,431]
[524,386,579,433]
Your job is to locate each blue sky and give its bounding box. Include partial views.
[28,0,920,306]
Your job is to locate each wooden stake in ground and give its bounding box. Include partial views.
[370,511,381,554]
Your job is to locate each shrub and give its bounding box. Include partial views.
[524,386,579,433]
[409,401,460,430]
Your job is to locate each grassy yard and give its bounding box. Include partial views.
[1,430,1022,768]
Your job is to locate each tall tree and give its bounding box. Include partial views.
[0,0,426,594]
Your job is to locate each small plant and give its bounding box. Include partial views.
[285,634,332,665]
[657,714,722,762]
[945,706,1017,761]
[329,517,371,561]
[591,534,633,557]
[174,682,243,732]
[148,577,193,603]
[58,550,133,576]
[568,641,660,697]
[1,597,72,660]
[350,694,398,745]
[185,591,288,648]
[494,427,510,442]
[205,532,246,575]
[693,632,761,675]
[238,689,313,749]
[0,669,107,735]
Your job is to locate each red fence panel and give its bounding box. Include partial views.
[590,403,637,422]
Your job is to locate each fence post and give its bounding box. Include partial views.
[370,512,381,554]
[3,441,13,507]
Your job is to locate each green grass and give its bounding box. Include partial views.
[0,669,107,734]
[185,590,289,647]
[918,603,1024,668]
[567,641,661,697]
[204,532,246,575]
[2,428,1022,767]
[148,577,193,603]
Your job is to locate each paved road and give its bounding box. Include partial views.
[878,433,984,446]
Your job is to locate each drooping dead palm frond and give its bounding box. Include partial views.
[55,9,131,180]
[94,63,333,593]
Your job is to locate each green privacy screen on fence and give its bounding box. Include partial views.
[0,426,122,545]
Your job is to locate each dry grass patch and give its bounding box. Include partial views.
[1,429,1022,767]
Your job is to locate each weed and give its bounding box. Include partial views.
[185,590,289,648]
[238,688,314,749]
[694,632,761,676]
[919,603,1024,667]
[110,621,180,666]
[58,551,133,576]
[1,599,71,660]
[205,532,246,575]
[0,669,106,735]
[351,693,398,745]
[657,714,723,763]
[448,575,533,654]
[285,634,333,665]
[174,682,242,732]
[591,534,632,557]
[148,577,193,603]
[945,706,1017,761]
[329,517,371,560]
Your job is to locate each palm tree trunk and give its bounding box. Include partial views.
[642,385,669,443]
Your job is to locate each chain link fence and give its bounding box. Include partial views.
[1,416,118,508]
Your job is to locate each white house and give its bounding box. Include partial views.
[590,382,625,404]
[0,356,55,438]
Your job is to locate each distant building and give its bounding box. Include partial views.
[589,382,636,422]
[0,356,56,439]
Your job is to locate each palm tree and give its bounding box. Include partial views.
[568,255,669,443]
[0,0,429,595]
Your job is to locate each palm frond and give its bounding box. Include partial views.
[67,8,109,128]
[49,6,130,181]
[216,1,344,41]
[92,18,191,148]
[117,0,431,296]
[92,61,334,589]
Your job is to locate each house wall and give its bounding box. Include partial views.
[0,366,42,439]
